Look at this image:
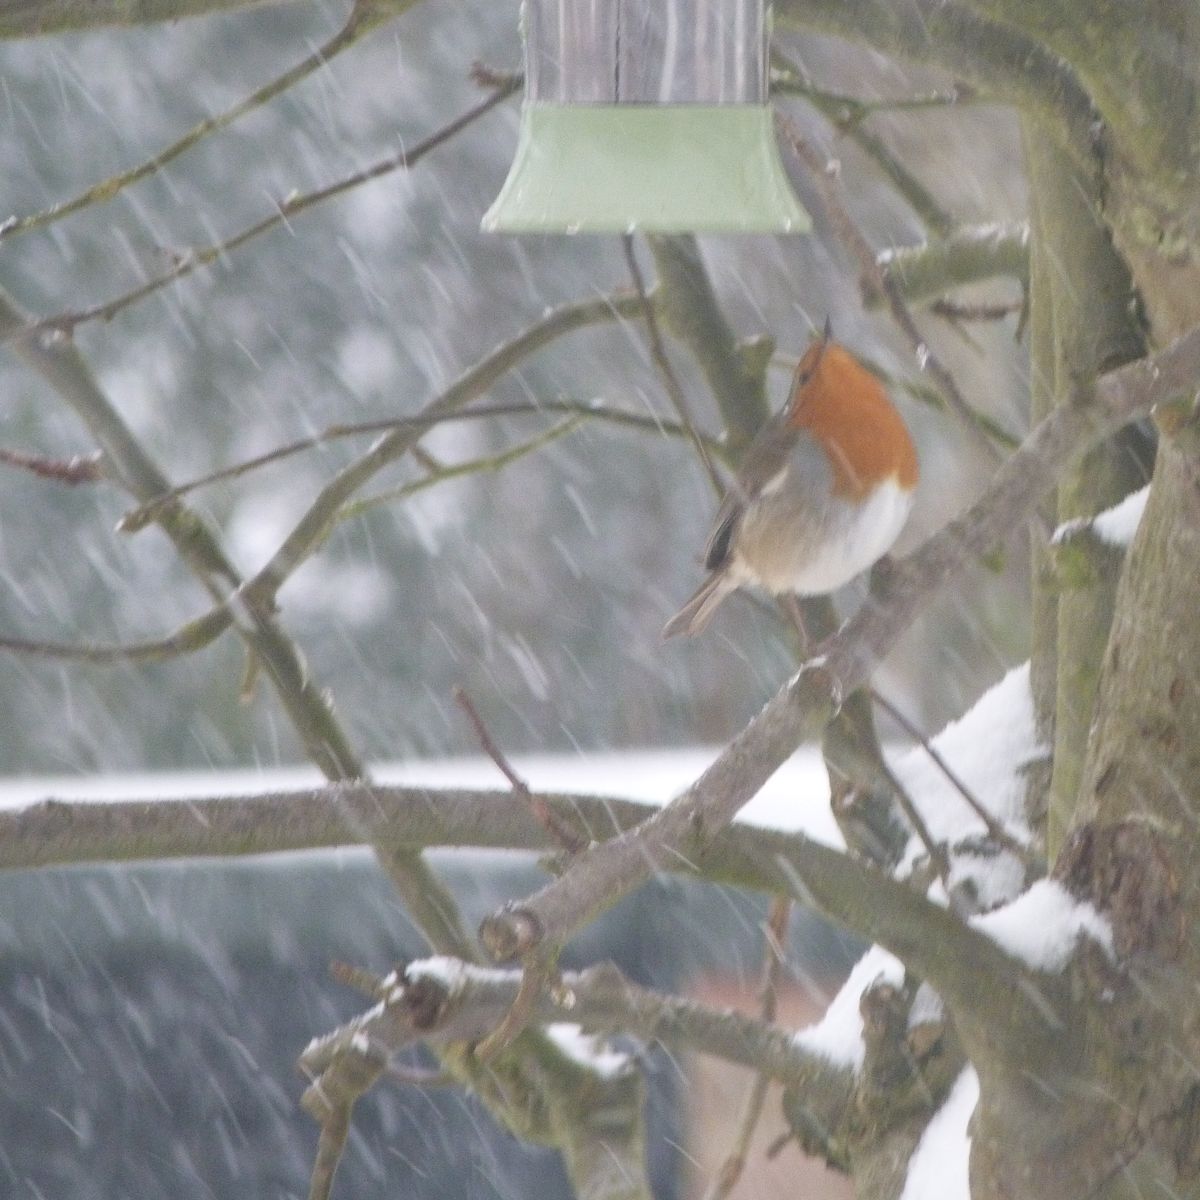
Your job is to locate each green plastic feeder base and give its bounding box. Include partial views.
[483,104,811,234]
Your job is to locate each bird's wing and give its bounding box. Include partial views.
[703,415,798,572]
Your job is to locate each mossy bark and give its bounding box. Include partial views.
[1020,131,1151,858]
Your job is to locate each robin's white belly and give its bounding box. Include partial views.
[733,477,915,596]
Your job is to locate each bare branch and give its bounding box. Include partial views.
[16,79,518,339]
[338,415,583,525]
[775,0,1098,172]
[121,389,693,528]
[0,606,232,663]
[771,58,958,236]
[0,0,391,240]
[454,687,587,855]
[0,0,309,38]
[878,223,1030,304]
[0,285,479,961]
[622,235,726,498]
[235,295,642,610]
[645,235,773,453]
[301,959,852,1100]
[477,323,1200,965]
[0,446,104,484]
[929,297,1024,324]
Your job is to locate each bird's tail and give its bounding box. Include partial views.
[662,572,738,639]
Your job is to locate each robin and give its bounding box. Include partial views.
[663,321,918,638]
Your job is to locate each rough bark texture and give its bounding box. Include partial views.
[1021,130,1151,856]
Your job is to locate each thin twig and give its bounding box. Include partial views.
[875,758,953,891]
[472,960,555,1061]
[0,0,381,243]
[331,960,390,1000]
[307,1107,352,1200]
[869,687,1036,865]
[20,80,519,340]
[120,395,718,529]
[336,417,584,524]
[622,235,726,499]
[771,57,960,236]
[775,113,1003,465]
[770,68,980,121]
[0,607,232,663]
[0,447,104,485]
[702,894,792,1200]
[929,297,1025,323]
[453,687,587,854]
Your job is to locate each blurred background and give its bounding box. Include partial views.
[0,0,1030,774]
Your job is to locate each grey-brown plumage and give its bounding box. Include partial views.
[662,331,919,639]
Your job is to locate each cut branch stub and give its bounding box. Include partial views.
[479,905,544,963]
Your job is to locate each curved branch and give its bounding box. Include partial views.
[0,784,810,889]
[477,324,1200,965]
[775,0,1098,171]
[877,223,1030,304]
[646,235,772,453]
[0,606,233,662]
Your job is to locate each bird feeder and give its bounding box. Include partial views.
[483,0,811,234]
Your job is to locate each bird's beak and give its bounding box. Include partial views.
[822,314,833,345]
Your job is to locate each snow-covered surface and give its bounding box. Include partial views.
[899,1067,979,1200]
[793,944,904,1069]
[971,880,1113,971]
[405,956,513,992]
[0,746,844,847]
[892,664,1042,907]
[1092,485,1150,546]
[797,664,1046,1077]
[544,1023,632,1078]
[1052,485,1149,549]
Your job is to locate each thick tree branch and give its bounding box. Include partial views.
[645,235,773,454]
[877,222,1030,305]
[478,324,1200,965]
[300,959,852,1102]
[0,786,821,897]
[955,0,1198,188]
[775,0,1098,171]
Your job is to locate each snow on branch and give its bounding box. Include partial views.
[479,323,1200,969]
